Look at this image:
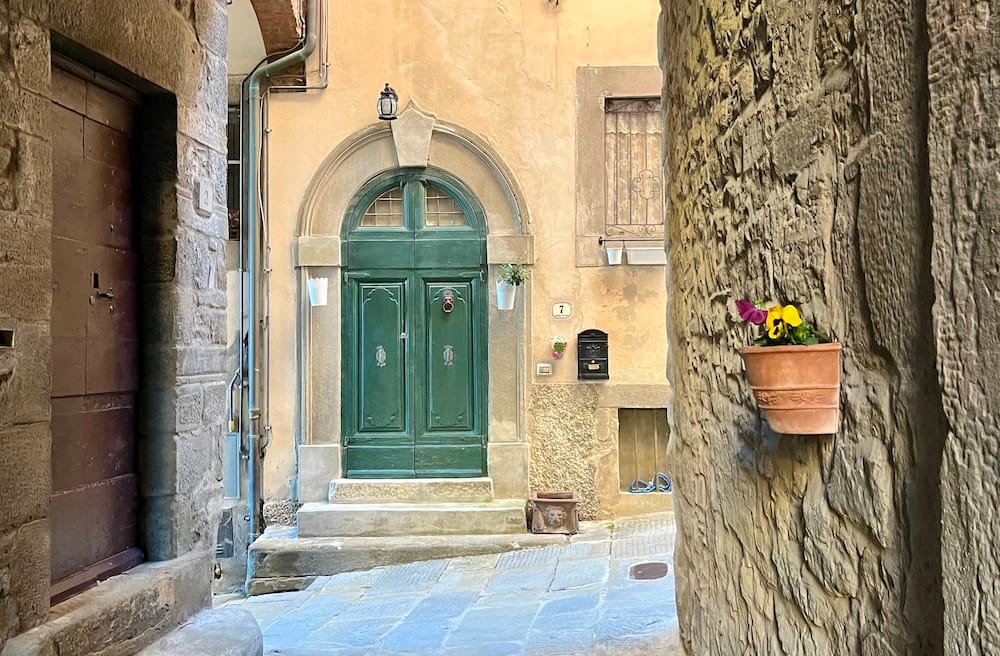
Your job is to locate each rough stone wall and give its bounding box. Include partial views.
[0,1,53,646]
[0,0,228,651]
[529,385,600,520]
[927,1,1000,653]
[660,1,949,653]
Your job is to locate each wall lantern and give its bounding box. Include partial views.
[377,83,398,121]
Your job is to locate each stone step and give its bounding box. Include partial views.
[328,477,494,504]
[297,500,527,538]
[246,527,572,595]
[138,608,262,656]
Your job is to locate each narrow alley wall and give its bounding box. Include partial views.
[927,1,1000,653]
[659,1,956,653]
[0,0,229,652]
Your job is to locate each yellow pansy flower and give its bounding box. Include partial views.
[766,305,785,339]
[782,305,802,327]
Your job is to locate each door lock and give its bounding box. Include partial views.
[399,332,407,340]
[91,272,114,301]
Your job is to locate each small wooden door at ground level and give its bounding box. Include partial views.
[342,172,487,478]
[49,61,143,602]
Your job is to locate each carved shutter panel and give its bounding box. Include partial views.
[604,98,664,237]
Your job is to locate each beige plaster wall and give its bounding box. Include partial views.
[260,0,669,517]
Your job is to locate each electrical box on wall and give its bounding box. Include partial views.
[577,329,609,380]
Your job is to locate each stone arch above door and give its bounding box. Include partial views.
[296,102,533,265]
[294,104,533,501]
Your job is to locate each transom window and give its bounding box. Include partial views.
[358,180,469,230]
[360,186,403,227]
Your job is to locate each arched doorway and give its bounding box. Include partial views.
[341,168,488,478]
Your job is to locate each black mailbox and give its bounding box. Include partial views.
[577,329,609,380]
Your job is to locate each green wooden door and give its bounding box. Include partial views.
[343,171,487,478]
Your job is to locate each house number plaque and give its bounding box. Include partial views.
[551,302,572,320]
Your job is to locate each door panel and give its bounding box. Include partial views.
[414,238,484,268]
[50,63,142,602]
[357,281,407,433]
[422,281,474,433]
[348,237,414,269]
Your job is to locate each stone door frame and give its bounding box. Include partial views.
[294,103,533,501]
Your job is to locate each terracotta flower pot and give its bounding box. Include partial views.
[738,343,842,435]
[527,491,580,535]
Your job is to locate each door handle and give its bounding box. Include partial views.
[96,289,115,300]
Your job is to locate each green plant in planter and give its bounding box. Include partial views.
[736,300,830,346]
[498,263,529,286]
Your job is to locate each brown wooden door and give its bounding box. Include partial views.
[50,62,143,603]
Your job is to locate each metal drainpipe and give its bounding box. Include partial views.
[261,0,329,505]
[242,0,319,550]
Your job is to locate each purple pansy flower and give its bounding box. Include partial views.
[736,299,766,326]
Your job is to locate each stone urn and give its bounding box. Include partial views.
[528,491,580,535]
[738,343,842,434]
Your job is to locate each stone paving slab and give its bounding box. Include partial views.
[226,512,680,656]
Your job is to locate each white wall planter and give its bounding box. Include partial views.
[625,246,667,265]
[496,281,518,310]
[306,277,329,307]
[606,246,624,265]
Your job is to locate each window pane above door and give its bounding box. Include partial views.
[360,186,404,227]
[424,185,467,227]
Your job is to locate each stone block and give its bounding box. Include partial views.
[0,213,50,267]
[141,495,183,561]
[138,608,262,656]
[12,20,49,98]
[488,442,530,499]
[296,500,528,538]
[328,477,493,504]
[247,530,568,584]
[0,82,48,140]
[192,0,227,60]
[297,445,341,503]
[0,321,50,428]
[486,235,535,264]
[176,390,204,430]
[202,382,227,425]
[138,432,179,497]
[177,346,225,377]
[3,551,212,656]
[139,238,178,283]
[391,103,436,168]
[596,383,671,408]
[0,424,49,533]
[8,0,49,23]
[295,236,341,268]
[0,264,50,321]
[9,520,50,633]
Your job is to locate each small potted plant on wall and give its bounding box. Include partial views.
[550,336,568,359]
[735,299,842,434]
[496,263,528,311]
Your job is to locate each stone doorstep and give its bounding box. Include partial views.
[246,531,571,595]
[0,552,211,656]
[297,499,527,538]
[328,477,494,504]
[137,608,262,656]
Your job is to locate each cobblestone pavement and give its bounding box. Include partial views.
[225,513,679,655]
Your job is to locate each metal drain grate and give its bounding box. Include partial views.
[628,561,669,580]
